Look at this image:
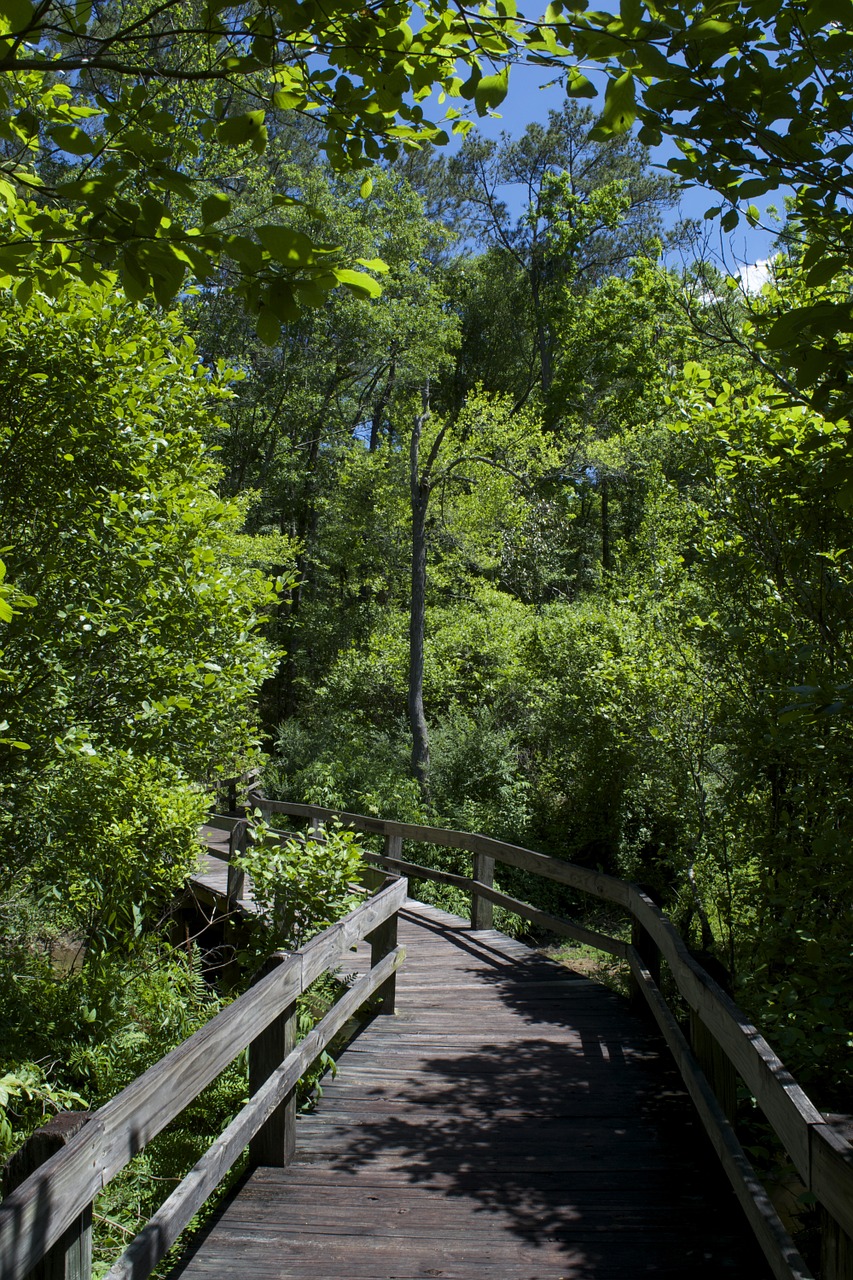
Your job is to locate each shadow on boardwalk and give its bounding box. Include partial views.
[171,902,772,1280]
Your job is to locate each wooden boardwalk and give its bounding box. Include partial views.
[191,824,258,912]
[170,900,770,1280]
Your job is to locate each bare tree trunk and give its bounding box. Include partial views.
[408,390,432,798]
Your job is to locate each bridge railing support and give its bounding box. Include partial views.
[471,851,495,931]
[367,870,401,1015]
[246,793,853,1280]
[0,876,408,1280]
[628,917,660,1017]
[249,953,298,1168]
[225,819,248,913]
[2,1112,92,1280]
[822,1210,853,1280]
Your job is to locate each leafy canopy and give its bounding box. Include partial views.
[2,0,851,351]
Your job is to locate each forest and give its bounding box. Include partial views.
[0,0,852,1266]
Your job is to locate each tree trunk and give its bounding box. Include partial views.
[600,475,612,572]
[530,255,552,397]
[369,357,396,452]
[408,392,431,798]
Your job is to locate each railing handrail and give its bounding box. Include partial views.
[0,875,407,1280]
[248,794,853,1280]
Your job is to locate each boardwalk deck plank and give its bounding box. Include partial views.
[169,900,772,1280]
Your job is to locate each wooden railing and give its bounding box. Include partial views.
[248,794,853,1280]
[0,876,407,1280]
[203,814,249,912]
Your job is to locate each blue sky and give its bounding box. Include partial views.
[443,61,781,276]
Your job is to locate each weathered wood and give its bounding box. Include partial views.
[169,905,772,1280]
[105,946,405,1280]
[627,946,813,1280]
[248,794,633,907]
[629,916,661,1015]
[203,815,244,835]
[383,832,402,861]
[244,781,847,1248]
[690,1009,738,1124]
[366,853,627,958]
[249,954,298,1168]
[3,1113,92,1280]
[366,852,472,892]
[0,879,407,1280]
[813,1124,853,1278]
[226,820,247,911]
[366,878,399,1015]
[822,1207,853,1280]
[301,876,407,990]
[470,851,494,931]
[626,885,826,1191]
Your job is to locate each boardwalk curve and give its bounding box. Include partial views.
[171,900,769,1280]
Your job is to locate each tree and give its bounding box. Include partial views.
[1,0,851,381]
[441,102,676,412]
[0,280,283,950]
[403,389,556,793]
[188,158,458,719]
[0,0,539,317]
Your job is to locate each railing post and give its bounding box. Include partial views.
[366,876,399,1015]
[822,1210,853,1280]
[227,777,238,814]
[629,917,661,1016]
[249,952,298,1167]
[689,1010,738,1125]
[818,1119,853,1280]
[226,819,247,913]
[471,851,495,930]
[2,1112,92,1280]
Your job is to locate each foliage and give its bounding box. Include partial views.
[0,0,567,317]
[0,282,282,778]
[0,1066,85,1164]
[440,102,676,412]
[12,753,208,954]
[664,346,853,1099]
[237,818,366,951]
[0,276,289,1246]
[2,0,853,1196]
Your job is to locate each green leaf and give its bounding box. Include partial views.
[201,193,231,226]
[48,125,95,156]
[359,175,374,199]
[334,267,382,299]
[226,235,263,272]
[257,224,315,265]
[273,88,304,110]
[256,308,281,345]
[459,67,482,101]
[566,68,597,98]
[0,0,34,30]
[216,111,267,153]
[619,0,642,33]
[474,68,510,117]
[263,278,299,322]
[806,257,846,288]
[601,72,635,133]
[355,257,389,274]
